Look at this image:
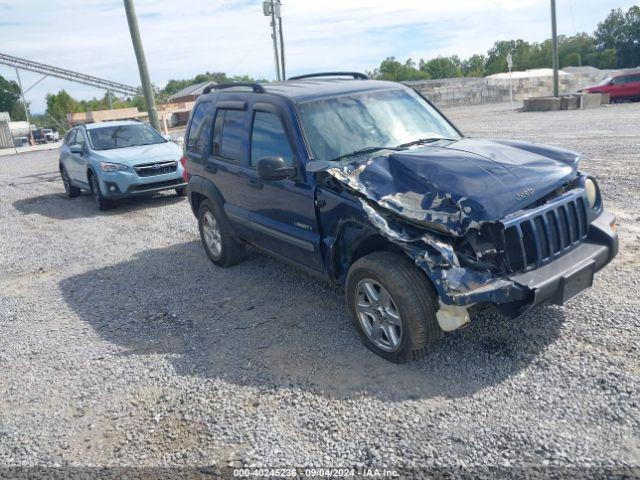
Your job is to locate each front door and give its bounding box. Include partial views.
[235,105,323,271]
[68,129,89,184]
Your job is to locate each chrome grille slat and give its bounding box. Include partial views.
[133,161,177,177]
[501,189,589,273]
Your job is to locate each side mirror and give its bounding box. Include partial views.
[257,156,296,181]
[69,144,83,154]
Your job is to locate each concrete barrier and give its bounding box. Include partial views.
[404,66,626,108]
[580,93,604,109]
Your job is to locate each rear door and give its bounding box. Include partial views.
[60,129,76,177]
[204,102,254,237]
[232,101,323,271]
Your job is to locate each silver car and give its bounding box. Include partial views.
[58,120,187,210]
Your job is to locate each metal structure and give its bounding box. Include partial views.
[263,0,286,81]
[550,0,560,97]
[123,0,160,131]
[0,52,140,96]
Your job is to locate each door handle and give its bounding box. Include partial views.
[247,178,263,189]
[205,163,217,174]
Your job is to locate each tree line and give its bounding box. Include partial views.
[0,6,637,130]
[368,6,639,81]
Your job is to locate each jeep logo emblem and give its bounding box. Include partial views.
[515,188,534,201]
[153,164,161,169]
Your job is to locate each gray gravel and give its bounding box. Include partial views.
[0,102,639,475]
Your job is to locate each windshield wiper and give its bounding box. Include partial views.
[395,137,456,149]
[329,145,399,162]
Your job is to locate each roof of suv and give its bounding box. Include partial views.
[214,79,403,103]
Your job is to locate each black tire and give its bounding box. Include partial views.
[88,172,114,211]
[175,187,187,197]
[60,166,81,198]
[197,199,245,267]
[346,251,441,363]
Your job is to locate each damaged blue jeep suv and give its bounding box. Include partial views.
[185,72,618,363]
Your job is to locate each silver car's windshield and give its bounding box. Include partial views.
[88,124,166,151]
[297,88,461,162]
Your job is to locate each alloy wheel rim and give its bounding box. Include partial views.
[202,211,222,257]
[355,278,403,352]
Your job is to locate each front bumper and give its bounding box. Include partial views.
[505,211,617,311]
[436,211,618,315]
[96,163,186,199]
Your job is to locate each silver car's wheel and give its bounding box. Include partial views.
[355,278,403,352]
[202,211,222,257]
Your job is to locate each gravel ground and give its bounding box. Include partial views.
[1,102,639,477]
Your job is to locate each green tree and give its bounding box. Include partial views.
[370,57,430,81]
[595,6,640,68]
[0,74,27,121]
[462,54,486,77]
[45,90,82,129]
[420,56,462,79]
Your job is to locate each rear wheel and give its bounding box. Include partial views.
[89,173,114,210]
[346,251,442,363]
[197,199,245,266]
[60,166,80,198]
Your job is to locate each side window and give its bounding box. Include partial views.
[628,75,640,84]
[65,129,76,146]
[186,101,212,159]
[250,111,294,167]
[216,109,244,163]
[612,76,625,85]
[75,129,86,146]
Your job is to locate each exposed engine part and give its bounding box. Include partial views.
[455,225,502,272]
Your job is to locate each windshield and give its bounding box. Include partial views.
[88,124,166,151]
[597,77,613,86]
[297,88,461,161]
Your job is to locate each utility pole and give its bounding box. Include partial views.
[550,0,560,97]
[14,67,31,143]
[263,0,285,81]
[276,1,286,79]
[123,0,160,130]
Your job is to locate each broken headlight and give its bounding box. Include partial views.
[455,225,502,272]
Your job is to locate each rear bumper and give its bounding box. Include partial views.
[502,211,617,314]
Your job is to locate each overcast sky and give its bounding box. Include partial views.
[0,0,635,113]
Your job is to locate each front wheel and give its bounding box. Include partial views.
[89,173,114,210]
[346,251,442,363]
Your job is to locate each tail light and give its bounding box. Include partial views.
[180,155,189,182]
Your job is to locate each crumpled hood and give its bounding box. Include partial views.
[93,141,181,166]
[320,138,581,236]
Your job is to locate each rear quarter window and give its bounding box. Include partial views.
[186,101,213,159]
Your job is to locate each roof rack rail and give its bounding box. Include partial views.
[287,72,368,81]
[203,82,265,94]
